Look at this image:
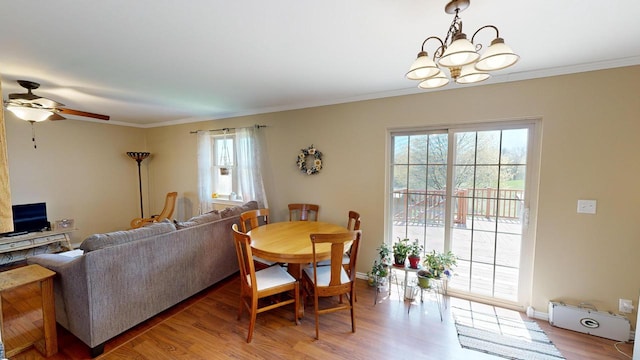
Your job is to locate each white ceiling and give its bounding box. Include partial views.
[1,0,640,128]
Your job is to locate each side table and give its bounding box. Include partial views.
[0,264,57,357]
[389,264,446,321]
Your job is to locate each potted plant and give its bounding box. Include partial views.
[407,240,423,269]
[368,242,392,288]
[417,250,457,288]
[392,238,411,267]
[367,260,389,291]
[376,242,392,266]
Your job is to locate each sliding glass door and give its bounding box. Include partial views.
[389,121,538,307]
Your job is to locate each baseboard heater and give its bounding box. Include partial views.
[548,301,631,342]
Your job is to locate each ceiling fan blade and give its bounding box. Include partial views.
[58,108,110,121]
[48,113,66,121]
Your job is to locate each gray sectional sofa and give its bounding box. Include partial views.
[27,201,257,357]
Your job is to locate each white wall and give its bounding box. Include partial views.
[146,66,640,323]
[5,116,147,244]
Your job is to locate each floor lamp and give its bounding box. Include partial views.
[126,152,151,218]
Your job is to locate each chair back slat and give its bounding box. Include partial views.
[240,208,270,232]
[347,211,361,231]
[310,231,361,287]
[232,224,257,295]
[288,203,319,221]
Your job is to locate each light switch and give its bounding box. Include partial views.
[577,199,597,214]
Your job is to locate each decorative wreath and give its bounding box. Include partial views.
[296,145,323,175]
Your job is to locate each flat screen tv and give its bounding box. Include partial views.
[2,202,50,236]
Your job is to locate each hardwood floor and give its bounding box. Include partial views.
[1,275,634,359]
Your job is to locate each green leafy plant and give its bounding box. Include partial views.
[370,260,388,278]
[421,250,457,279]
[408,240,423,257]
[368,243,392,286]
[392,238,411,265]
[376,243,392,265]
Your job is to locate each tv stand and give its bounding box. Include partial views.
[0,229,73,265]
[4,231,29,237]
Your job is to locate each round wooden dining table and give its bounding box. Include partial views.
[248,221,349,276]
[247,221,350,317]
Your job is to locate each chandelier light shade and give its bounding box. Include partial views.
[406,51,440,80]
[438,34,479,68]
[475,38,519,71]
[406,0,519,89]
[456,63,490,84]
[418,70,449,89]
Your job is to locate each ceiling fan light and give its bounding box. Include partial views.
[6,105,52,122]
[475,38,519,71]
[418,70,449,89]
[455,63,490,84]
[438,35,480,68]
[406,52,440,80]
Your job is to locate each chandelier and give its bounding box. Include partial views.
[406,0,519,89]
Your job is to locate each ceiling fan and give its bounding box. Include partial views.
[4,80,110,122]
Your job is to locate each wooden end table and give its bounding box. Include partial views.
[0,264,57,357]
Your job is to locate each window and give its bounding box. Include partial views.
[211,135,241,201]
[388,121,539,308]
[196,125,269,214]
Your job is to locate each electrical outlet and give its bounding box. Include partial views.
[619,299,634,314]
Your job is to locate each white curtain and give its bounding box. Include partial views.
[236,125,269,209]
[196,130,214,214]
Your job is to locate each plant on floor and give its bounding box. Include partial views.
[392,238,411,266]
[368,242,392,287]
[367,260,389,287]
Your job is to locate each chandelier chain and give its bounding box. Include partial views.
[443,8,462,46]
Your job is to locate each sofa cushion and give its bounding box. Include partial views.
[220,200,259,218]
[175,210,222,229]
[80,220,177,252]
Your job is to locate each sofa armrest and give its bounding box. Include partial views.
[27,253,81,272]
[27,253,92,344]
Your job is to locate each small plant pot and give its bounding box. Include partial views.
[393,254,406,267]
[417,274,430,289]
[408,255,421,269]
[378,278,389,293]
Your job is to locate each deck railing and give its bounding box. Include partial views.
[392,188,524,226]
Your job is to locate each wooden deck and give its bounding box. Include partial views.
[393,215,524,301]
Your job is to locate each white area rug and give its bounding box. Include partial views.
[452,306,565,360]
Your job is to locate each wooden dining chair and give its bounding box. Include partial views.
[240,209,276,270]
[288,203,319,221]
[302,230,361,339]
[231,224,299,343]
[316,210,361,301]
[346,211,361,232]
[317,210,361,267]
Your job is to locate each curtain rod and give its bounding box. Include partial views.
[189,124,267,134]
